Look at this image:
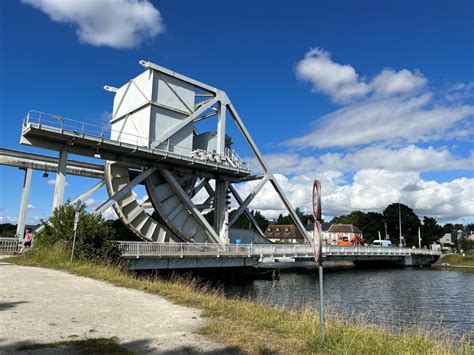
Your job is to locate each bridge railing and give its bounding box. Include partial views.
[0,238,20,255]
[117,242,441,258]
[23,110,251,171]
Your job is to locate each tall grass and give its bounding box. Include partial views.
[441,254,474,267]
[8,246,470,354]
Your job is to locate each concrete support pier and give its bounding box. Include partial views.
[16,168,32,240]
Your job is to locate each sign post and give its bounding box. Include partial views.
[70,211,80,262]
[312,180,324,337]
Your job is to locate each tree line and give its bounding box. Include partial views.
[207,203,472,248]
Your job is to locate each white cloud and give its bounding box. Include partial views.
[236,170,474,223]
[248,145,473,175]
[371,69,427,97]
[296,48,369,104]
[286,93,474,148]
[22,0,164,49]
[46,178,70,187]
[293,48,473,149]
[84,198,117,220]
[0,216,18,224]
[296,48,429,104]
[27,204,36,210]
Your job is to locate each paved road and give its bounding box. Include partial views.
[0,262,234,353]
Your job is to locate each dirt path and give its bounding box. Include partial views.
[0,262,234,353]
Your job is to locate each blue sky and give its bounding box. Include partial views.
[0,0,473,225]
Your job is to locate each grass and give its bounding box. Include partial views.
[8,245,470,354]
[17,337,132,354]
[440,254,474,267]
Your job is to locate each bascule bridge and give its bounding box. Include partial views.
[0,61,440,268]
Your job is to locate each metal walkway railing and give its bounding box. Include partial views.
[117,242,441,258]
[23,110,250,171]
[0,238,20,255]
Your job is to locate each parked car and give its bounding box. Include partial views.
[371,240,392,248]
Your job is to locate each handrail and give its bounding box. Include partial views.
[23,110,250,172]
[0,237,21,255]
[116,242,442,258]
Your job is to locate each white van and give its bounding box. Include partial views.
[371,240,392,248]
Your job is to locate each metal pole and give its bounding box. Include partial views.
[319,261,324,337]
[70,212,79,262]
[398,203,403,247]
[418,227,421,249]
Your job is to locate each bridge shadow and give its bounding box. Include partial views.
[0,301,29,311]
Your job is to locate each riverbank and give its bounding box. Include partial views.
[5,247,469,354]
[433,254,474,269]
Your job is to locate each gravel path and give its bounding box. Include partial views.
[0,262,235,354]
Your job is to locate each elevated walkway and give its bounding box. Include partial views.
[20,111,253,181]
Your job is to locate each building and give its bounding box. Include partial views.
[305,222,331,244]
[325,224,364,245]
[265,224,306,244]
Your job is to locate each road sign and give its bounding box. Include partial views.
[313,220,322,262]
[312,180,321,221]
[73,212,80,232]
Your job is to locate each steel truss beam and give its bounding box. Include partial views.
[159,169,223,247]
[95,167,156,214]
[228,185,266,238]
[225,98,310,243]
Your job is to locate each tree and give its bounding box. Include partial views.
[420,217,443,246]
[36,202,119,263]
[359,212,385,244]
[383,203,421,247]
[331,211,384,244]
[204,209,270,232]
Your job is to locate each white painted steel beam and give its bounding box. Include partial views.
[139,60,218,94]
[228,185,266,238]
[16,168,32,240]
[154,96,219,145]
[0,148,104,179]
[159,169,223,247]
[216,100,226,157]
[227,101,310,243]
[52,150,68,211]
[95,167,156,214]
[229,176,268,226]
[70,180,105,205]
[268,178,309,244]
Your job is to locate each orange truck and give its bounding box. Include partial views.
[337,234,365,246]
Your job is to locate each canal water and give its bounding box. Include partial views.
[219,267,474,336]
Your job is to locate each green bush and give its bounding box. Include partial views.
[36,202,120,263]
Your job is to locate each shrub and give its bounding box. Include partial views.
[36,202,120,263]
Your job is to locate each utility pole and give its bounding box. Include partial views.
[398,203,403,248]
[418,227,422,249]
[384,222,389,240]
